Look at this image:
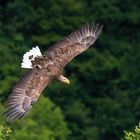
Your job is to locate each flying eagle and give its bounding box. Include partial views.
[5,23,103,121]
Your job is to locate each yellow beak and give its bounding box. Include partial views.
[65,79,70,85]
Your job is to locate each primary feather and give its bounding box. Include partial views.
[5,23,103,121]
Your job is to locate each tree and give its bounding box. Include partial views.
[0,125,11,140]
[122,123,140,140]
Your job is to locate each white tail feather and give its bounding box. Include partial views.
[21,46,42,69]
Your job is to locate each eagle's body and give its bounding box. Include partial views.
[5,23,103,120]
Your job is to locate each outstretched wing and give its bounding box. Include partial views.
[44,23,103,67]
[4,68,51,121]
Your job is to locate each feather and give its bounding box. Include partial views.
[21,46,42,69]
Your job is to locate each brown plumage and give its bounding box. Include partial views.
[4,23,103,121]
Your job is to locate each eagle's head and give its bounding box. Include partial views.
[57,75,70,85]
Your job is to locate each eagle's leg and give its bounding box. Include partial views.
[56,75,70,85]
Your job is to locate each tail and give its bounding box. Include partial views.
[21,46,42,69]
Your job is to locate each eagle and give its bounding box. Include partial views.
[4,23,103,121]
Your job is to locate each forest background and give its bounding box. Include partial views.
[0,0,139,140]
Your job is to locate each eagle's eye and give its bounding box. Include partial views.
[63,78,67,81]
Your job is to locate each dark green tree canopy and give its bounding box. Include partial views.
[0,0,139,140]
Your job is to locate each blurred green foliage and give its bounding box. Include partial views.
[0,0,140,140]
[0,125,11,140]
[122,123,140,140]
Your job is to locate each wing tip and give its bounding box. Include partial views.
[74,22,103,39]
[4,94,32,121]
[72,22,103,45]
[4,106,31,121]
[94,23,104,37]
